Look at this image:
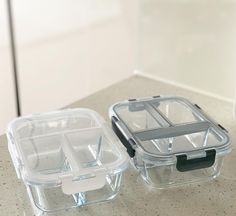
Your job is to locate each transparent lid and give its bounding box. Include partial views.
[109,96,230,159]
[7,109,129,194]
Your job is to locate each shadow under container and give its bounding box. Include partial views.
[109,96,231,188]
[7,108,129,215]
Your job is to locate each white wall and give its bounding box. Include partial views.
[17,18,135,114]
[11,0,135,114]
[1,0,123,45]
[137,0,236,101]
[0,0,17,134]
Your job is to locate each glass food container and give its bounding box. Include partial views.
[109,96,231,188]
[7,108,129,215]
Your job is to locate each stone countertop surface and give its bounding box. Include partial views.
[0,75,235,216]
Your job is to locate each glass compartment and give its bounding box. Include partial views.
[65,128,121,168]
[14,112,99,139]
[153,99,201,124]
[114,102,163,132]
[19,135,67,175]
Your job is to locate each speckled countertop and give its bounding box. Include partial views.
[0,76,235,216]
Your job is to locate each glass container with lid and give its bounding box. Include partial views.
[109,96,231,188]
[7,108,129,215]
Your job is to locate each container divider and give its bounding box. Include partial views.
[134,122,211,141]
[203,129,210,147]
[87,135,103,167]
[96,136,102,160]
[145,102,172,127]
[61,133,79,172]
